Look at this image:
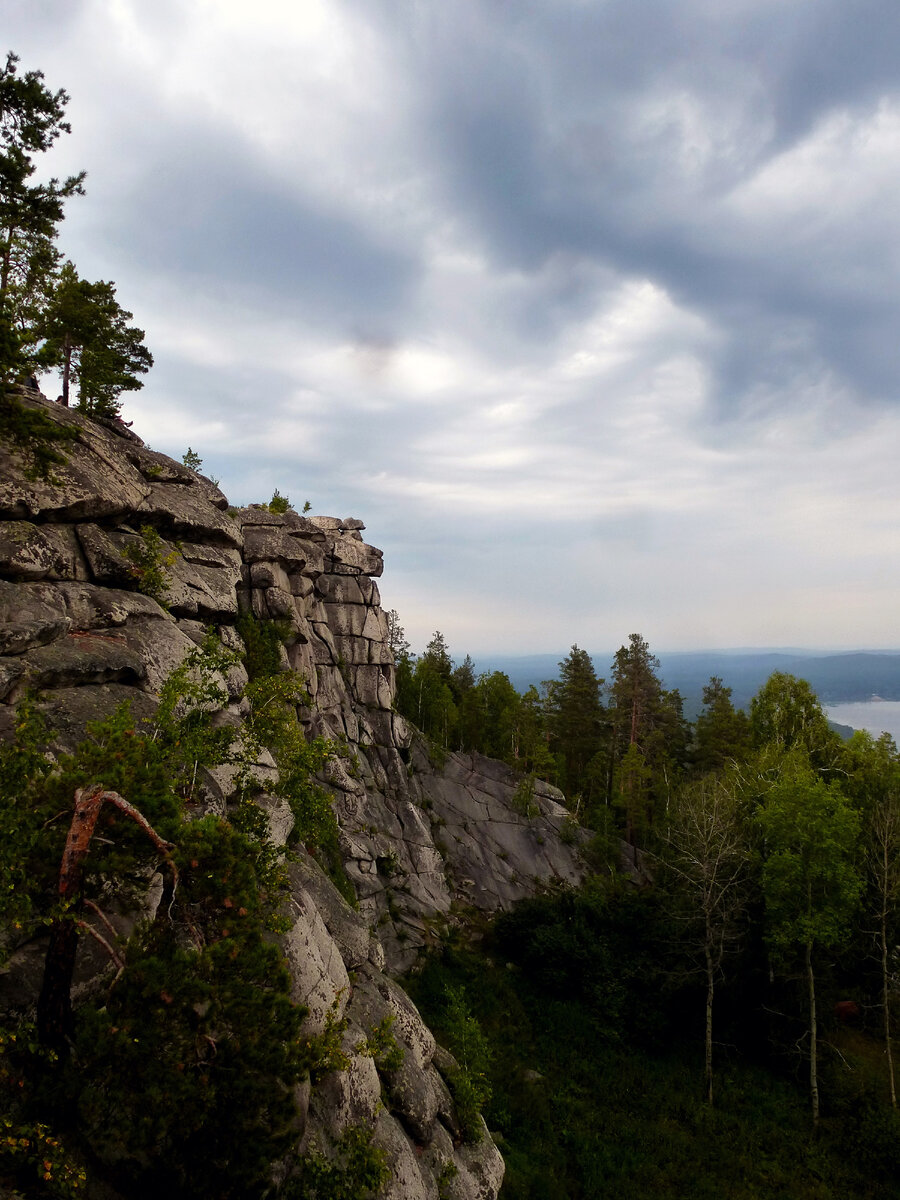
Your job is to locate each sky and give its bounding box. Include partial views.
[8,0,900,658]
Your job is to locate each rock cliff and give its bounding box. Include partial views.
[0,389,587,1200]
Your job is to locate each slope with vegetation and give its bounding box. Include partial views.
[392,632,900,1196]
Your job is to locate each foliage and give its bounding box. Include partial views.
[0,51,150,415]
[609,634,688,841]
[243,671,335,849]
[657,774,751,1104]
[39,261,152,414]
[754,754,863,963]
[749,672,834,757]
[0,697,54,950]
[0,389,79,479]
[0,1111,86,1197]
[182,446,202,471]
[407,899,895,1200]
[121,524,177,606]
[284,1125,389,1200]
[269,488,292,514]
[0,52,85,385]
[439,986,493,1142]
[0,630,352,1198]
[70,820,307,1196]
[299,999,350,1085]
[356,1015,404,1072]
[510,773,539,819]
[692,676,751,774]
[547,645,605,810]
[754,751,864,1122]
[237,610,292,680]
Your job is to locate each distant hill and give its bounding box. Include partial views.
[471,649,900,719]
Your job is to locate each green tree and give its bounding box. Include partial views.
[749,672,834,758]
[843,731,900,1108]
[0,52,85,381]
[548,645,606,813]
[470,670,521,763]
[0,635,342,1196]
[422,630,453,682]
[693,676,751,774]
[385,609,410,660]
[40,261,152,413]
[608,635,683,840]
[514,684,556,779]
[754,753,864,1124]
[660,775,750,1105]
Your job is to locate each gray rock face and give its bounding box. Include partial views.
[0,392,591,1199]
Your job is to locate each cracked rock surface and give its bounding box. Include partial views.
[0,391,589,1199]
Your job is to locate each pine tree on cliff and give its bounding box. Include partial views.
[40,261,153,413]
[0,51,84,383]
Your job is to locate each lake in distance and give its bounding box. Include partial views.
[826,700,900,743]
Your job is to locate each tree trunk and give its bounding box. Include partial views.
[704,935,714,1106]
[0,228,14,299]
[61,333,72,406]
[37,786,176,1050]
[37,786,106,1047]
[882,866,897,1107]
[807,940,819,1125]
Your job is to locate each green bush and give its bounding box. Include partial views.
[440,986,493,1142]
[122,525,177,606]
[269,489,292,514]
[0,633,353,1198]
[0,392,80,481]
[284,1125,388,1199]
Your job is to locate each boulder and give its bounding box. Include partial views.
[0,521,88,581]
[0,580,70,655]
[135,482,241,547]
[0,397,150,522]
[243,525,311,568]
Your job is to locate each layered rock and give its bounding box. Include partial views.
[0,390,588,1199]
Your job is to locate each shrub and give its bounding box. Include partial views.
[121,525,177,606]
[441,986,492,1142]
[0,391,80,480]
[511,774,539,819]
[269,489,292,514]
[284,1125,388,1200]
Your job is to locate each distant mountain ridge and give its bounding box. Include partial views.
[471,649,900,719]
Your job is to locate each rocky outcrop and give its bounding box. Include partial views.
[0,390,588,1199]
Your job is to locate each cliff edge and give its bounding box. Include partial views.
[0,390,588,1200]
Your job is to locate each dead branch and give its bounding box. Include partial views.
[37,785,178,1050]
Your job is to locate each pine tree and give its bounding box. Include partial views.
[40,262,152,413]
[548,645,606,812]
[0,52,84,381]
[608,634,675,840]
[693,676,751,775]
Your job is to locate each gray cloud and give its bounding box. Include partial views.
[8,0,900,655]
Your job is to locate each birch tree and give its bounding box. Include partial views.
[754,753,863,1124]
[661,775,750,1104]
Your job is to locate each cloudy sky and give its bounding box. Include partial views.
[9,0,900,657]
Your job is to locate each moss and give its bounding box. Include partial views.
[0,391,80,481]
